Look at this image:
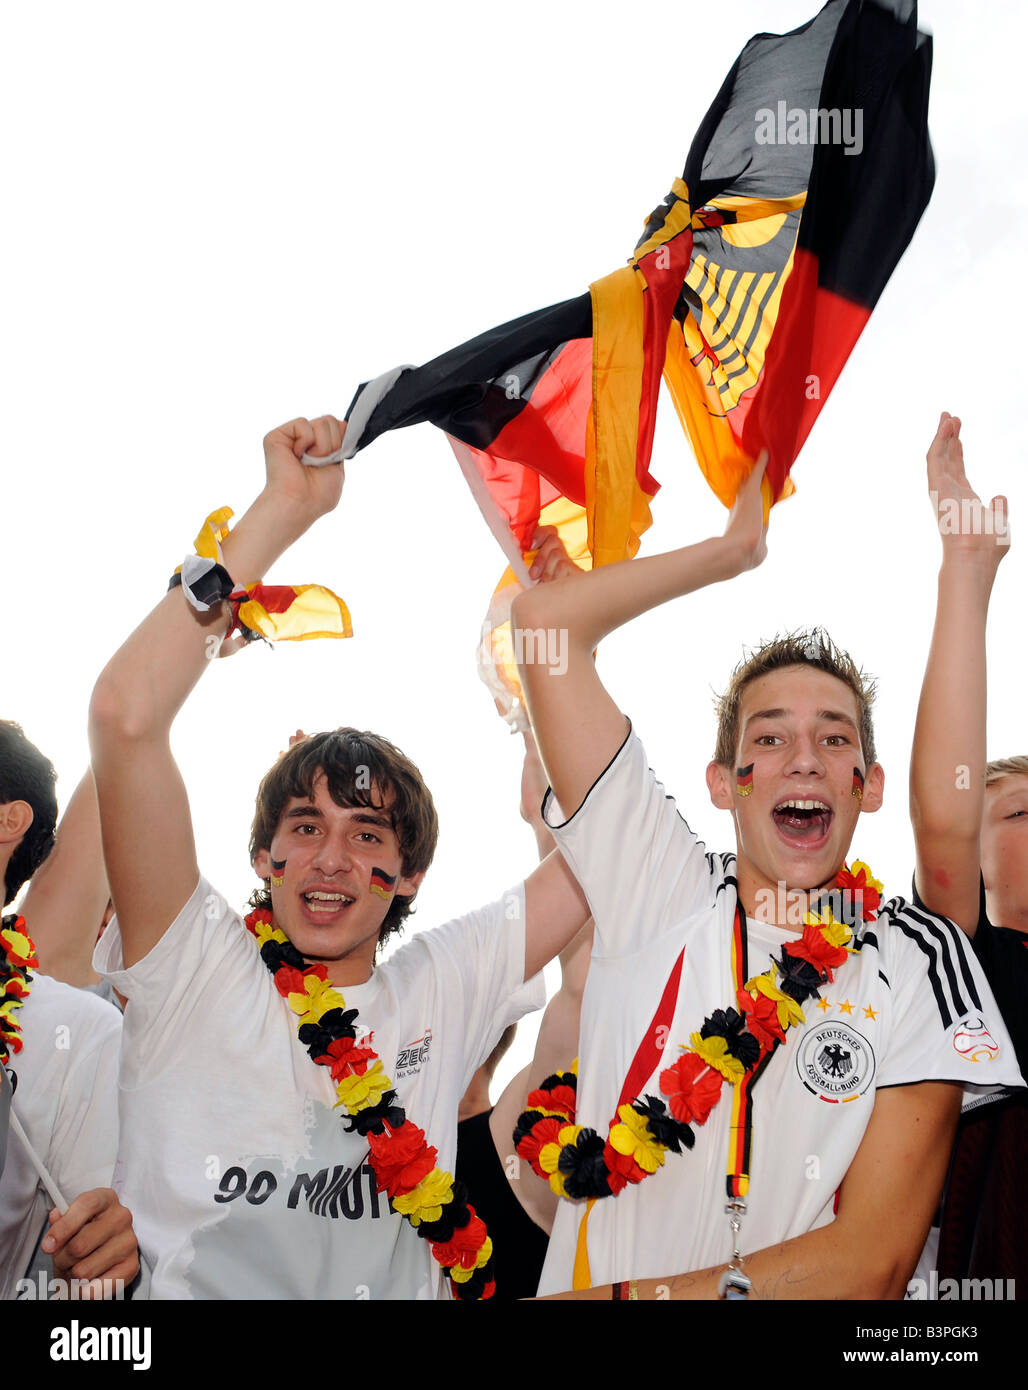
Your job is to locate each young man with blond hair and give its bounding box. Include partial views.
[513,452,1021,1301]
[980,757,1028,940]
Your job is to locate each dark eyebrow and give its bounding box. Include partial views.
[281,803,394,829]
[816,709,860,732]
[744,707,859,732]
[746,708,788,724]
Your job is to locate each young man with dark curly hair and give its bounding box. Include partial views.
[0,722,58,910]
[88,415,587,1300]
[513,449,1021,1302]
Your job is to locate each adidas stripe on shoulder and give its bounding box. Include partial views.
[879,897,983,1030]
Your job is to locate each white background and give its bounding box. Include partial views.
[2,1,1024,1094]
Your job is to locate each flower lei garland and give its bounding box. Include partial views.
[514,861,883,1200]
[244,908,495,1299]
[1,915,37,1068]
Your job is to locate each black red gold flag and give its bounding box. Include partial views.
[340,0,933,716]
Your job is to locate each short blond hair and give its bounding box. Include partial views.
[985,755,1028,787]
[714,630,877,767]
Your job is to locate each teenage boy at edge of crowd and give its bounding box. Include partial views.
[87,414,589,1300]
[0,721,138,1299]
[456,725,594,1297]
[909,411,1026,1291]
[911,412,1024,1054]
[510,450,1022,1301]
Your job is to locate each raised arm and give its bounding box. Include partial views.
[521,810,590,980]
[511,456,768,819]
[491,729,594,1231]
[21,770,110,987]
[88,417,345,968]
[492,919,592,1234]
[910,413,1009,937]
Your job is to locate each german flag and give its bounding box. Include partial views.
[175,507,353,644]
[236,583,352,644]
[342,0,932,710]
[369,868,397,900]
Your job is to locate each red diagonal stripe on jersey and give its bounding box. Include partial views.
[617,946,686,1112]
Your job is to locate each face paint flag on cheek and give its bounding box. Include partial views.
[736,764,754,798]
[851,768,865,802]
[270,858,287,888]
[370,867,397,900]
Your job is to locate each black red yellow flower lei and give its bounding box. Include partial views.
[1,914,37,1067]
[514,861,883,1200]
[244,908,495,1299]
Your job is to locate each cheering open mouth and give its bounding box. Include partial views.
[300,887,357,921]
[771,798,834,850]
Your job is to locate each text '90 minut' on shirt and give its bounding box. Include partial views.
[94,877,543,1300]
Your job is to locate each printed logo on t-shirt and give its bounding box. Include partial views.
[395,1028,432,1079]
[184,1101,430,1300]
[796,1022,875,1102]
[951,1015,1000,1063]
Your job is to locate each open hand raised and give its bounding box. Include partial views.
[927,412,1009,569]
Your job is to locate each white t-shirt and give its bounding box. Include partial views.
[537,729,1024,1295]
[95,876,541,1300]
[0,1064,10,1177]
[1,973,122,1298]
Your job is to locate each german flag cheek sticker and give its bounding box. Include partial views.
[736,764,754,797]
[270,857,287,888]
[851,767,865,802]
[370,867,397,900]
